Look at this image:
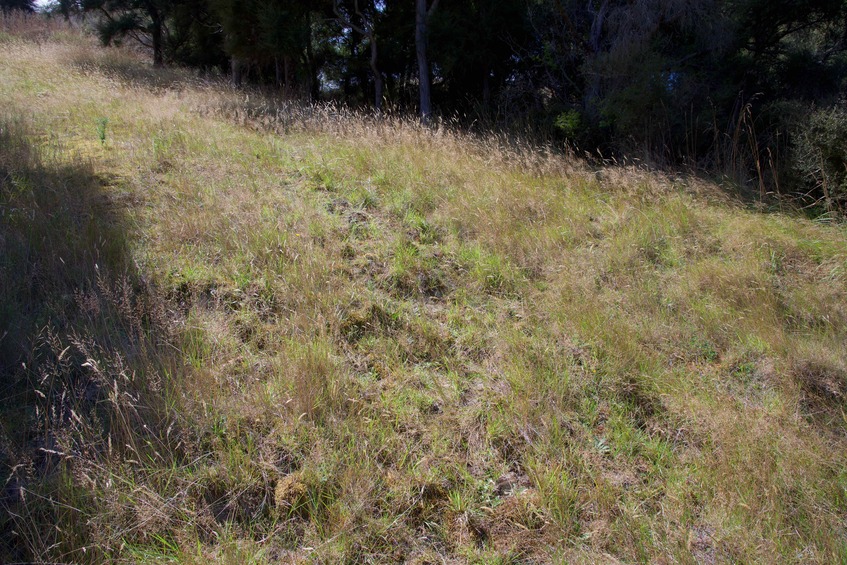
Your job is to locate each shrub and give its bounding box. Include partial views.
[788,103,847,213]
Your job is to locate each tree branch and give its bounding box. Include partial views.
[333,0,366,35]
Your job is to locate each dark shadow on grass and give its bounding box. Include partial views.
[0,120,184,563]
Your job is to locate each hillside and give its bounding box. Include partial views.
[2,17,847,564]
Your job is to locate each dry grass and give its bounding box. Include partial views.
[2,16,847,563]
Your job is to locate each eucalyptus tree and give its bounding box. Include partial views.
[257,0,312,88]
[83,0,172,66]
[333,0,384,109]
[415,0,438,121]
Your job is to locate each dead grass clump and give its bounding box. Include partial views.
[446,509,489,550]
[385,241,451,298]
[274,473,309,515]
[282,339,349,423]
[340,301,401,343]
[791,349,847,410]
[483,488,549,554]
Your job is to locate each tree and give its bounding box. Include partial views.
[415,0,439,122]
[56,0,81,20]
[334,0,384,110]
[429,0,530,116]
[208,0,259,86]
[166,0,226,70]
[1,0,35,13]
[84,0,171,66]
[257,0,311,89]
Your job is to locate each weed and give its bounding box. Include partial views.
[96,116,108,144]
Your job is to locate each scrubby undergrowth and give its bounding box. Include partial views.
[2,17,847,564]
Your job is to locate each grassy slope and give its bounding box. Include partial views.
[2,19,847,563]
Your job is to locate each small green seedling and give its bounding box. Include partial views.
[96,117,109,145]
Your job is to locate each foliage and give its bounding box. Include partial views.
[789,103,847,212]
[554,109,582,139]
[95,115,108,143]
[83,0,170,65]
[0,0,34,13]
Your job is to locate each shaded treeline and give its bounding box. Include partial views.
[34,0,847,210]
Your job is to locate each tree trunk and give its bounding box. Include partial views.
[333,0,384,111]
[345,31,358,100]
[59,0,72,21]
[231,57,244,88]
[415,0,432,122]
[583,0,609,120]
[150,5,163,67]
[284,56,293,89]
[275,56,282,88]
[305,12,319,101]
[370,35,383,111]
[482,67,491,110]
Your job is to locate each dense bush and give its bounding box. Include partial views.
[789,104,847,213]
